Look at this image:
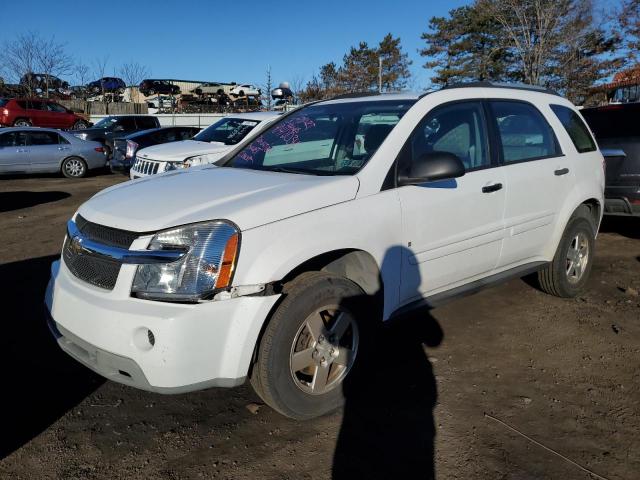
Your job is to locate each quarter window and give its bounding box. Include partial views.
[404,101,489,173]
[550,104,597,153]
[489,101,559,163]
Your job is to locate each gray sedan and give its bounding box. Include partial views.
[0,127,107,178]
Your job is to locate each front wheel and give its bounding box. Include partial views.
[61,156,87,178]
[251,272,369,420]
[72,120,88,129]
[538,207,596,297]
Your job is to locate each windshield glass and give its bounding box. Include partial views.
[225,99,415,175]
[193,117,260,145]
[92,117,118,129]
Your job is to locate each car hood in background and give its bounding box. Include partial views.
[136,140,231,162]
[79,166,360,232]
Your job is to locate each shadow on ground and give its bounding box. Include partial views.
[333,305,442,479]
[600,216,640,240]
[0,191,71,212]
[0,255,103,459]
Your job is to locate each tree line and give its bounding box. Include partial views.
[300,0,639,104]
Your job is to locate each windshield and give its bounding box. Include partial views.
[193,117,260,145]
[92,117,118,129]
[224,99,414,175]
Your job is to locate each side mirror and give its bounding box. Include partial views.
[399,151,466,186]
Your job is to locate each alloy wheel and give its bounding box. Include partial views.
[566,232,589,283]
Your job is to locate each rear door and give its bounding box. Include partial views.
[488,100,570,268]
[27,130,67,172]
[0,131,29,172]
[26,100,48,127]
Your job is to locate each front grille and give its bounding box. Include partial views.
[133,159,160,175]
[63,215,138,290]
[75,214,137,248]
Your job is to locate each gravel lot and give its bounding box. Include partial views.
[1,172,638,480]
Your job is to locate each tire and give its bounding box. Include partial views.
[239,90,245,96]
[72,120,88,129]
[13,118,32,127]
[250,271,371,420]
[61,156,87,178]
[537,206,596,298]
[148,89,155,96]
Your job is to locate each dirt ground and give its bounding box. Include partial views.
[0,172,638,480]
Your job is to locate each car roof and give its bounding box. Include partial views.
[0,126,70,134]
[225,111,281,121]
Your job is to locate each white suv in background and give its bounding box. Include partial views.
[46,83,604,420]
[130,111,279,178]
[229,84,261,97]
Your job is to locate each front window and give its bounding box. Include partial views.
[93,117,118,129]
[193,117,261,145]
[225,100,415,175]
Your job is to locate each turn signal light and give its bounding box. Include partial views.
[215,233,239,289]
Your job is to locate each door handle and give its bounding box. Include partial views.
[554,168,569,176]
[482,183,503,193]
[16,148,28,153]
[58,147,70,151]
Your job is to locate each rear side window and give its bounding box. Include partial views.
[28,131,60,146]
[550,105,597,153]
[136,117,158,129]
[119,117,136,131]
[489,101,560,163]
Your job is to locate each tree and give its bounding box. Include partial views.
[378,33,412,91]
[289,74,306,101]
[261,65,273,110]
[339,42,378,92]
[619,0,640,63]
[1,32,40,96]
[119,61,150,102]
[92,55,109,99]
[36,35,73,97]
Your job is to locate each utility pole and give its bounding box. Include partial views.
[378,56,382,93]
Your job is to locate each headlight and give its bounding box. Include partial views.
[184,153,220,167]
[164,160,189,171]
[132,221,240,302]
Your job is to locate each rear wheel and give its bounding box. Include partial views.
[61,156,87,178]
[538,206,595,297]
[13,118,31,127]
[251,272,368,420]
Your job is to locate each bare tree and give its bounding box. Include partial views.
[289,74,306,101]
[73,62,91,86]
[119,61,151,102]
[36,36,73,97]
[92,55,109,99]
[1,32,40,96]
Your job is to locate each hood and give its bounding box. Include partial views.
[136,140,231,162]
[79,166,360,232]
[69,127,104,136]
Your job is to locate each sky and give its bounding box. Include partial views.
[0,0,472,90]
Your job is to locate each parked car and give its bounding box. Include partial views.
[20,73,70,96]
[581,103,640,216]
[87,77,126,94]
[130,111,279,179]
[229,84,261,97]
[70,115,161,159]
[139,79,180,96]
[192,82,236,96]
[146,96,176,110]
[46,84,604,420]
[0,98,89,129]
[0,127,106,177]
[111,126,201,173]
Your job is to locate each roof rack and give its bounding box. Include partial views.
[329,91,381,100]
[442,81,559,96]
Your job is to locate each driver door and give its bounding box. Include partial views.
[397,101,506,304]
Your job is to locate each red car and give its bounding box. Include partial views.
[0,98,89,129]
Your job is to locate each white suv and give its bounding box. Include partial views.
[46,84,604,419]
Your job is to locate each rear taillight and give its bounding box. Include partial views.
[1,108,8,116]
[95,146,105,153]
[126,140,138,158]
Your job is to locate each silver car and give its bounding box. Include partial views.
[0,127,107,178]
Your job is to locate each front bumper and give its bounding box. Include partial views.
[45,259,280,393]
